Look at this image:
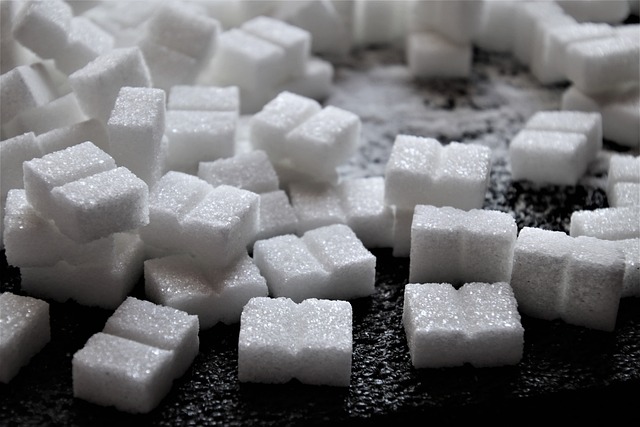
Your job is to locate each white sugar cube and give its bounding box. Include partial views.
[180,185,259,268]
[524,110,602,163]
[197,150,279,194]
[238,297,352,386]
[144,1,220,63]
[55,16,115,75]
[138,38,200,92]
[241,15,310,79]
[384,135,491,211]
[36,118,109,154]
[296,298,352,387]
[11,0,72,60]
[512,1,567,66]
[22,141,117,219]
[21,233,145,309]
[338,176,394,249]
[168,85,239,113]
[140,171,212,253]
[144,253,268,328]
[3,189,118,268]
[207,28,286,92]
[69,47,152,123]
[49,167,149,243]
[103,297,199,379]
[570,206,640,240]
[288,181,347,235]
[351,0,408,47]
[164,110,236,175]
[272,158,341,187]
[0,292,50,383]
[410,205,517,285]
[285,105,361,177]
[237,297,299,384]
[107,86,166,186]
[301,224,376,300]
[509,129,590,186]
[607,153,640,207]
[406,31,471,79]
[249,91,322,164]
[474,0,520,53]
[403,282,523,369]
[529,12,578,85]
[253,234,329,302]
[277,56,334,102]
[617,239,640,298]
[511,227,625,331]
[72,333,174,414]
[1,64,57,124]
[252,190,299,246]
[402,283,467,368]
[608,182,640,208]
[565,36,639,95]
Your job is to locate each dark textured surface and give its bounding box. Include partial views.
[2,20,640,426]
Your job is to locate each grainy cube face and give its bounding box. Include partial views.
[197,150,279,194]
[288,181,346,235]
[0,292,50,383]
[570,206,640,240]
[238,297,352,387]
[168,85,239,112]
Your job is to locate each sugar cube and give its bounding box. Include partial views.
[54,16,115,75]
[557,0,631,23]
[197,150,279,194]
[1,132,41,203]
[276,56,334,102]
[0,292,50,383]
[11,0,73,60]
[1,64,57,124]
[410,205,517,285]
[168,85,239,113]
[36,118,110,154]
[252,190,299,245]
[288,181,347,235]
[406,31,472,79]
[72,333,174,413]
[138,38,201,92]
[570,206,640,240]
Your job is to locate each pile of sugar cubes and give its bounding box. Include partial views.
[1,0,639,415]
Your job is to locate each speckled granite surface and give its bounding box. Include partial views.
[1,32,639,427]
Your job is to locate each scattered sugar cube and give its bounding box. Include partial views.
[168,85,239,113]
[565,36,639,95]
[103,297,199,379]
[607,153,640,204]
[249,91,322,164]
[524,110,602,163]
[509,129,590,186]
[301,224,376,300]
[570,206,640,240]
[410,205,517,285]
[144,1,220,64]
[406,31,471,79]
[0,292,50,383]
[180,185,259,268]
[510,227,625,331]
[164,110,236,175]
[138,38,201,93]
[20,232,145,309]
[474,0,521,53]
[351,0,408,47]
[277,56,334,102]
[107,86,166,186]
[68,47,152,123]
[285,105,362,177]
[49,167,149,243]
[55,16,115,75]
[11,0,73,60]
[288,181,347,235]
[608,182,640,208]
[384,135,492,211]
[528,12,578,85]
[238,297,352,386]
[338,176,395,249]
[512,1,567,66]
[22,141,117,219]
[1,64,57,124]
[241,15,311,79]
[72,333,174,414]
[0,132,41,203]
[144,253,268,328]
[403,282,523,368]
[140,171,212,254]
[3,189,118,268]
[197,150,279,194]
[252,190,299,245]
[557,0,631,23]
[253,234,329,302]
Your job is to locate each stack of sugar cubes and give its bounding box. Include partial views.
[3,141,149,310]
[0,292,50,383]
[201,14,333,114]
[73,297,199,413]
